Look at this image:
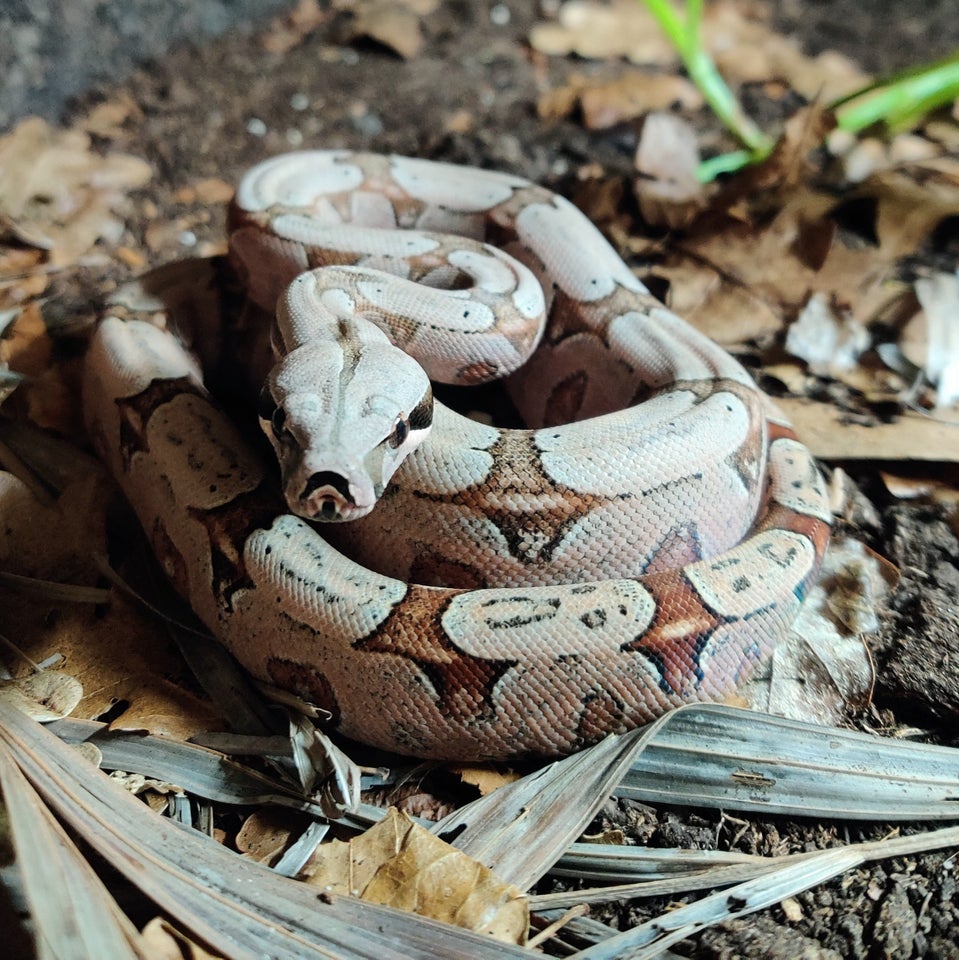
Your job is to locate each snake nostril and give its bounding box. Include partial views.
[302,471,353,502]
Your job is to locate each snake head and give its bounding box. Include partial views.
[259,342,433,522]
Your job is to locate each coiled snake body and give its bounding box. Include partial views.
[84,151,831,759]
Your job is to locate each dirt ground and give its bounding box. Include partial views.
[15,0,959,956]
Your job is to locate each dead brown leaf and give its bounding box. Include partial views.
[541,70,702,129]
[778,396,959,462]
[707,1,868,99]
[0,117,151,268]
[115,246,148,270]
[880,468,959,506]
[530,0,676,65]
[173,178,235,206]
[0,671,83,722]
[449,765,522,797]
[443,108,475,134]
[139,917,223,960]
[0,471,107,583]
[634,112,707,229]
[648,260,784,345]
[24,360,88,437]
[585,73,702,129]
[77,94,143,140]
[716,104,835,202]
[351,0,428,59]
[260,0,328,54]
[302,807,528,944]
[672,185,883,338]
[236,809,306,863]
[364,780,457,820]
[537,77,586,122]
[746,537,885,726]
[0,246,46,284]
[0,302,89,434]
[870,158,959,259]
[784,292,870,376]
[0,302,52,378]
[4,562,224,738]
[898,272,959,408]
[532,0,868,102]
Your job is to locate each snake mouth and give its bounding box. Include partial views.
[293,470,375,523]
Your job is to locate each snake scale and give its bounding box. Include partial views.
[84,151,831,759]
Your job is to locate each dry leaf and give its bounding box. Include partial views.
[571,175,632,239]
[537,78,584,122]
[0,301,51,377]
[303,807,529,944]
[0,742,144,958]
[449,764,522,797]
[530,0,676,65]
[777,397,959,462]
[351,0,429,59]
[236,809,305,863]
[908,272,959,408]
[115,246,148,270]
[78,94,142,140]
[0,296,85,438]
[108,771,185,798]
[634,112,706,229]
[720,103,834,200]
[0,117,151,267]
[260,0,328,54]
[785,292,871,374]
[0,471,108,583]
[880,469,959,506]
[139,917,223,960]
[103,673,226,740]
[174,177,235,206]
[583,73,702,129]
[532,0,867,102]
[5,578,225,739]
[0,247,47,311]
[444,108,474,134]
[669,179,893,344]
[707,1,868,99]
[745,538,887,727]
[0,301,86,436]
[838,136,894,183]
[0,672,83,721]
[870,158,959,259]
[647,261,783,345]
[24,360,87,436]
[541,70,702,128]
[287,713,361,815]
[1,705,529,959]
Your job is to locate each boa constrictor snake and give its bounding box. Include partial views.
[84,151,831,760]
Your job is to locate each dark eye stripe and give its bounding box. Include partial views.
[388,417,409,449]
[408,386,433,431]
[257,385,277,421]
[271,407,288,438]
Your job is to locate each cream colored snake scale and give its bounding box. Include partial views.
[84,151,831,759]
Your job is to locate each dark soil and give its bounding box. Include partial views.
[28,0,959,956]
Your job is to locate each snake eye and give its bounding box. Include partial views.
[271,406,288,439]
[257,385,276,422]
[389,415,409,449]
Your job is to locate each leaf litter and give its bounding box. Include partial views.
[1,0,959,955]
